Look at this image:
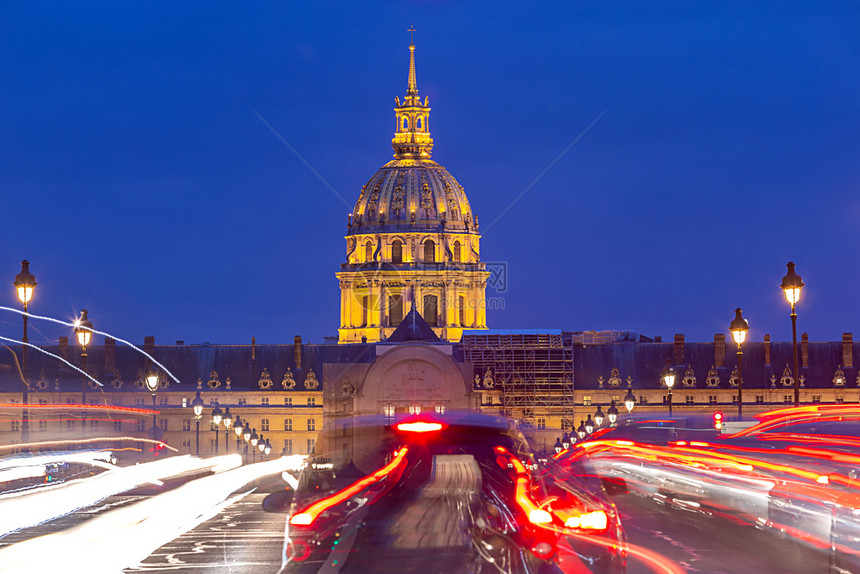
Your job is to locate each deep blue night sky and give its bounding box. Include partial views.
[2,2,859,347]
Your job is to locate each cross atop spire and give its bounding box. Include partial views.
[407,26,418,95]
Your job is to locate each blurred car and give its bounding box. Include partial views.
[264,412,626,573]
[573,405,860,572]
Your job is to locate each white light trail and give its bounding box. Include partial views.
[0,334,102,386]
[0,307,181,385]
[0,456,307,572]
[0,454,240,537]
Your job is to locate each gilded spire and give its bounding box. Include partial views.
[392,28,433,159]
[407,25,418,95]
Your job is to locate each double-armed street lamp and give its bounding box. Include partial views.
[211,405,223,455]
[191,392,204,456]
[729,308,750,418]
[661,361,676,416]
[781,262,805,407]
[13,260,37,445]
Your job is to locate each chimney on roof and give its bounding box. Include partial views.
[294,336,302,369]
[714,334,725,368]
[59,336,69,361]
[654,336,662,342]
[843,333,854,369]
[176,340,184,345]
[104,337,116,372]
[764,334,771,365]
[144,336,155,355]
[801,332,809,368]
[673,334,685,365]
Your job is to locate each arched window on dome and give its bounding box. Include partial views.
[423,295,438,327]
[417,117,422,130]
[453,241,461,262]
[424,240,435,262]
[365,241,373,263]
[402,117,409,130]
[391,240,403,264]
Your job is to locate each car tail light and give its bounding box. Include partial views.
[289,447,408,526]
[532,541,554,559]
[563,510,609,531]
[395,422,444,433]
[528,508,553,525]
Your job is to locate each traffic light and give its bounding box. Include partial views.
[713,412,723,431]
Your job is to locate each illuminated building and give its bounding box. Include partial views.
[337,39,489,344]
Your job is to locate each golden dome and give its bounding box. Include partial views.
[348,39,478,234]
[351,158,476,232]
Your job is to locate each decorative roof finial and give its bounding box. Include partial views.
[407,25,418,96]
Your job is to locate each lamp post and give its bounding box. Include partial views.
[624,390,636,423]
[554,438,563,454]
[211,405,223,455]
[584,414,595,435]
[250,429,259,463]
[242,422,252,463]
[576,421,586,440]
[222,407,233,454]
[661,360,676,416]
[13,260,36,445]
[74,310,93,433]
[781,262,804,407]
[144,368,160,447]
[594,405,605,429]
[262,438,270,460]
[607,401,619,427]
[562,432,571,450]
[233,415,244,456]
[729,308,750,418]
[191,391,204,456]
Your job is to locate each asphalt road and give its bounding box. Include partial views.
[0,485,832,573]
[616,492,830,574]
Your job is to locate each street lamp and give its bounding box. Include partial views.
[561,432,571,450]
[258,434,267,459]
[144,367,160,446]
[584,414,595,435]
[554,438,563,454]
[233,415,244,455]
[781,262,804,407]
[74,309,93,429]
[211,405,223,455]
[661,360,676,416]
[191,391,204,456]
[222,407,233,454]
[263,439,271,460]
[607,401,619,426]
[242,422,252,463]
[729,308,750,418]
[594,405,605,428]
[13,260,36,445]
[576,421,586,440]
[624,389,636,423]
[250,429,259,463]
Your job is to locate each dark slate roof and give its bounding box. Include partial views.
[0,343,375,393]
[574,341,858,391]
[386,305,441,343]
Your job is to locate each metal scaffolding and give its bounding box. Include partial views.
[461,333,574,439]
